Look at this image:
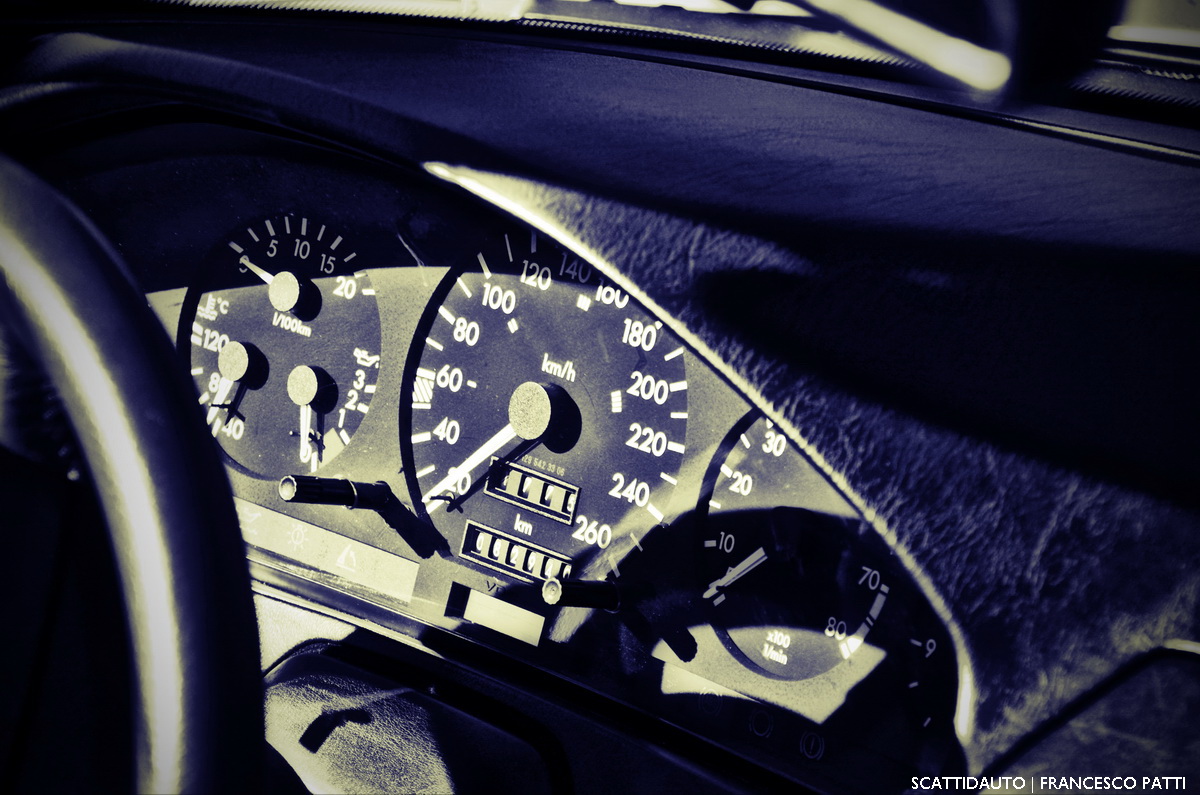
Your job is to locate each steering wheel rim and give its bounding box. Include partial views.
[0,155,262,793]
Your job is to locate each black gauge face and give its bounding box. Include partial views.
[183,213,382,479]
[402,230,689,582]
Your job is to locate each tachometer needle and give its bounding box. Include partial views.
[422,422,519,505]
[239,255,274,285]
[703,547,768,600]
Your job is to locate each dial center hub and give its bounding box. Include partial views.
[508,381,581,453]
[217,340,267,388]
[287,365,337,413]
[508,381,553,441]
[268,270,321,320]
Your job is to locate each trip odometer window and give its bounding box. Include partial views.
[401,230,689,583]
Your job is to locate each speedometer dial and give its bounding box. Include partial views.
[401,230,689,582]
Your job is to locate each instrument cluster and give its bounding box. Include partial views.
[75,121,964,789]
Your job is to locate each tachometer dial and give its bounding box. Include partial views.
[182,213,382,478]
[698,411,957,735]
[401,230,689,582]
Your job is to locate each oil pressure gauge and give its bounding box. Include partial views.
[181,213,382,479]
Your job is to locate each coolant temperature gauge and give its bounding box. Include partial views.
[181,213,382,479]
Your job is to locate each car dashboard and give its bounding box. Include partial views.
[2,8,1199,794]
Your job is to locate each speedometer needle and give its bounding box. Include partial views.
[422,423,519,506]
[703,547,768,600]
[421,381,575,508]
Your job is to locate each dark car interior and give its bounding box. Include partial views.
[1,0,1198,791]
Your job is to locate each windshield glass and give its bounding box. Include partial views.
[160,0,1200,97]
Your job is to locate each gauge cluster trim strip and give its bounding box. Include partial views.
[236,497,420,605]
